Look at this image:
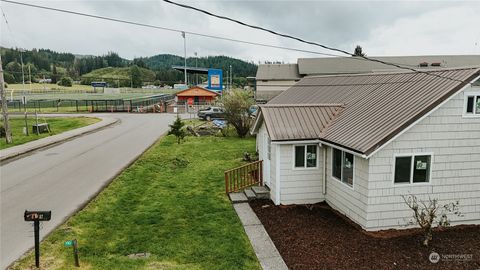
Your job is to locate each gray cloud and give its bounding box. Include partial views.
[1,0,478,63]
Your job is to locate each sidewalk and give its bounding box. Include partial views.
[0,116,118,162]
[233,202,288,270]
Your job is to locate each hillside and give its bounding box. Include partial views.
[81,66,156,87]
[141,54,257,77]
[1,47,258,87]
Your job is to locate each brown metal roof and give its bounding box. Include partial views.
[261,67,480,155]
[259,104,344,141]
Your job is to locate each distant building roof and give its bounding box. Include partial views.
[256,64,301,80]
[253,67,480,156]
[175,86,219,97]
[298,55,480,75]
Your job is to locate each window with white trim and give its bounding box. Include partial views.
[394,154,431,184]
[332,148,354,187]
[294,145,317,168]
[465,93,480,115]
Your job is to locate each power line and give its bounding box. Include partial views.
[162,0,470,84]
[0,0,344,58]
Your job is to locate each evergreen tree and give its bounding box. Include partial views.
[168,117,186,144]
[130,65,142,88]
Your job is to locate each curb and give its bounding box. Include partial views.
[0,116,119,163]
[232,202,289,270]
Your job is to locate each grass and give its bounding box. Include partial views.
[10,135,260,270]
[0,117,100,150]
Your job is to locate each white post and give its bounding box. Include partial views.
[182,32,187,87]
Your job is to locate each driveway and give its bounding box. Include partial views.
[0,113,176,269]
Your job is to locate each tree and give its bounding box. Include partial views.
[402,194,463,246]
[168,117,186,144]
[58,76,73,87]
[130,65,142,88]
[0,55,13,144]
[353,45,365,57]
[222,89,255,138]
[51,64,58,84]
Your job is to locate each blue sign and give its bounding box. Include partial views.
[207,69,223,91]
[91,82,107,88]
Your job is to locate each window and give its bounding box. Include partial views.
[394,154,431,184]
[332,148,354,187]
[294,145,317,168]
[464,93,480,115]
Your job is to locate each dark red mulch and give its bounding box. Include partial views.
[250,200,480,270]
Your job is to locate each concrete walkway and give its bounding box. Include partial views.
[233,203,288,270]
[0,115,118,162]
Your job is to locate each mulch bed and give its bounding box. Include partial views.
[250,200,480,270]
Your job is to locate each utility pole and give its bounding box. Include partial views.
[229,65,232,90]
[20,48,28,135]
[0,54,13,144]
[182,32,187,88]
[194,52,198,86]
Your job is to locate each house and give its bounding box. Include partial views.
[255,55,480,101]
[175,86,219,105]
[251,67,480,231]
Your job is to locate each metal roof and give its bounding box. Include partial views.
[256,64,301,80]
[259,67,480,155]
[298,55,480,75]
[172,66,210,74]
[175,86,219,97]
[258,104,344,141]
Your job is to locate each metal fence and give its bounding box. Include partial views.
[6,94,174,113]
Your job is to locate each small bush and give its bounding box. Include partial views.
[402,194,463,246]
[168,117,186,144]
[57,76,73,87]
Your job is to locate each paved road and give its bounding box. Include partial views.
[0,113,176,269]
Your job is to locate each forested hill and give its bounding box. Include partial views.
[0,47,258,86]
[140,54,257,77]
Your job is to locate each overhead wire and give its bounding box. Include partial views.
[0,0,345,58]
[162,0,472,84]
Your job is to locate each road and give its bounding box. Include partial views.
[0,113,176,269]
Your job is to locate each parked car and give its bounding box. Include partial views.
[198,107,226,121]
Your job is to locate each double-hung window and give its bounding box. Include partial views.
[332,148,354,187]
[394,154,431,184]
[294,145,317,168]
[464,92,480,116]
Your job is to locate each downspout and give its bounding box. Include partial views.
[275,144,281,205]
[322,145,327,195]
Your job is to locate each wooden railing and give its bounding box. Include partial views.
[225,160,263,193]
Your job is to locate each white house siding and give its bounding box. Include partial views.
[255,124,277,203]
[278,144,325,205]
[367,89,480,230]
[325,146,370,229]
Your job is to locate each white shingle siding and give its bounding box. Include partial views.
[366,89,480,230]
[324,146,370,228]
[278,144,324,205]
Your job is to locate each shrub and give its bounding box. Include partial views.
[402,194,463,246]
[168,117,186,144]
[222,89,255,138]
[58,76,73,87]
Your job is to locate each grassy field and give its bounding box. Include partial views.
[10,135,260,270]
[7,83,93,92]
[0,117,100,150]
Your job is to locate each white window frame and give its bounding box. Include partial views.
[292,144,319,170]
[392,153,433,185]
[331,147,355,189]
[463,90,480,117]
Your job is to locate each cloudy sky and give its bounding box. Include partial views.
[1,0,479,63]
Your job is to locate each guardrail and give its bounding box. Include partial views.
[224,160,263,193]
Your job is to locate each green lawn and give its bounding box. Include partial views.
[10,136,260,270]
[0,117,100,150]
